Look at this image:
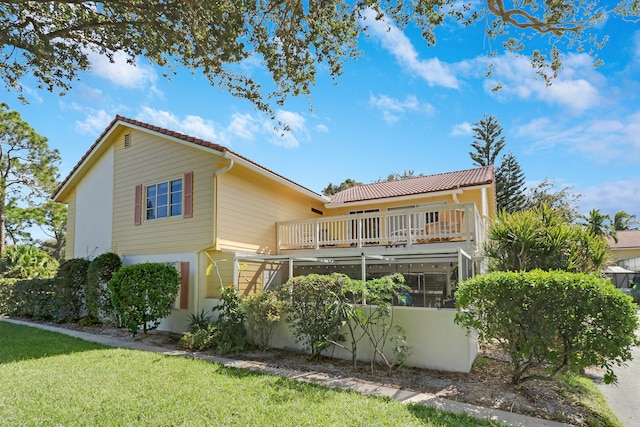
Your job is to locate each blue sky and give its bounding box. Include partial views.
[2,9,639,220]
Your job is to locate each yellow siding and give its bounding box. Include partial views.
[64,191,76,260]
[112,128,217,255]
[216,163,325,253]
[611,248,640,263]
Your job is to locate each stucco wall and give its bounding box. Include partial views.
[272,306,478,373]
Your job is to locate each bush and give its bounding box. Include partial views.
[54,258,90,322]
[86,252,121,323]
[108,263,181,336]
[12,278,57,320]
[279,274,350,359]
[180,324,218,351]
[0,245,58,279]
[455,270,640,385]
[243,290,285,349]
[0,278,19,315]
[212,285,246,353]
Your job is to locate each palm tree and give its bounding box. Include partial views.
[580,209,617,242]
[612,211,639,231]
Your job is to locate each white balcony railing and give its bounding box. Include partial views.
[277,203,485,252]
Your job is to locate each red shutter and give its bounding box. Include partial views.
[134,184,142,225]
[183,171,193,218]
[179,261,190,310]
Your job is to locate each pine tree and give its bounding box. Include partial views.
[469,115,506,167]
[496,152,526,213]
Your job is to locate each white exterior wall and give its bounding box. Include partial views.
[74,148,114,259]
[122,252,197,334]
[267,306,478,373]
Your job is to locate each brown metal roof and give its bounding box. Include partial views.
[607,230,640,249]
[329,166,495,203]
[53,115,321,200]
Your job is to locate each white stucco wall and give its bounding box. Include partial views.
[122,252,197,334]
[74,148,114,259]
[263,306,477,373]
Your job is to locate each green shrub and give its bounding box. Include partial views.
[0,245,58,279]
[212,285,246,353]
[631,282,640,304]
[279,273,349,359]
[12,278,57,320]
[455,270,640,385]
[243,290,285,349]
[54,258,90,323]
[180,324,218,351]
[108,263,180,336]
[86,252,121,323]
[0,278,19,315]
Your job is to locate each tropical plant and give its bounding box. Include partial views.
[455,270,640,385]
[612,211,638,231]
[0,244,58,279]
[108,263,180,336]
[484,204,609,273]
[579,209,616,242]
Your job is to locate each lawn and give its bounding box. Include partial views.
[0,322,507,427]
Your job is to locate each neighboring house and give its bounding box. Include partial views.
[605,230,640,287]
[53,115,496,372]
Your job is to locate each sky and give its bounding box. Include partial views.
[2,7,640,221]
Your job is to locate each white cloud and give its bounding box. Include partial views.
[88,50,158,90]
[227,113,260,141]
[136,107,221,142]
[580,178,640,216]
[516,111,640,164]
[264,110,309,148]
[451,122,473,136]
[315,124,329,133]
[75,109,112,134]
[362,9,458,89]
[475,53,603,113]
[369,93,434,123]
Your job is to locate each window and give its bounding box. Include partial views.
[146,178,182,220]
[134,172,192,225]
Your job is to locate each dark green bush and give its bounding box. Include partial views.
[279,273,349,359]
[12,278,57,320]
[108,263,180,336]
[455,270,640,385]
[54,258,90,323]
[212,285,246,353]
[86,252,121,323]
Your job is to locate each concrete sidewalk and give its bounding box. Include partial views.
[2,318,573,427]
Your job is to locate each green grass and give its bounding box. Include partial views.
[0,322,507,427]
[557,372,623,427]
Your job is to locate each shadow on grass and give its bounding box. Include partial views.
[0,321,106,364]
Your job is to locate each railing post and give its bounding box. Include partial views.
[406,212,412,248]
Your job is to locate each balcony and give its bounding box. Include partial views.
[277,203,486,253]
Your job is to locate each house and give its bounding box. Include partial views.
[605,230,640,288]
[53,115,496,372]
